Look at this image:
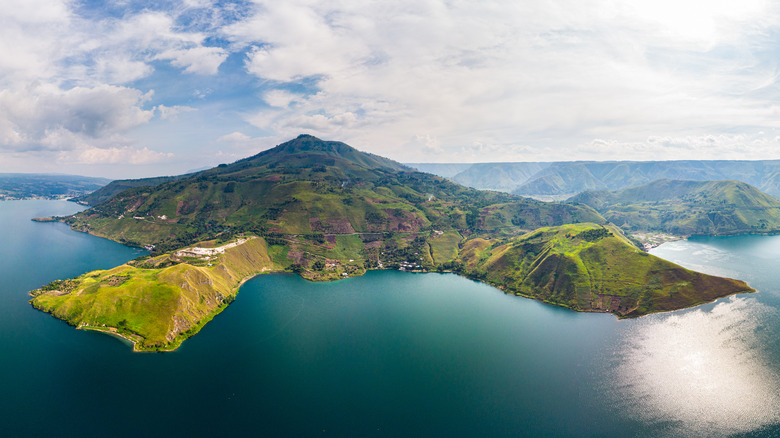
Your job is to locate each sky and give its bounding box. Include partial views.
[2,0,780,178]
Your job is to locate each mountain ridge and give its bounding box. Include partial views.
[408,159,780,198]
[568,178,780,235]
[30,136,755,350]
[64,135,602,252]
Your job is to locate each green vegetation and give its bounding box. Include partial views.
[429,231,462,264]
[568,179,780,235]
[64,135,602,253]
[31,237,275,351]
[29,136,758,351]
[72,175,190,206]
[456,223,753,318]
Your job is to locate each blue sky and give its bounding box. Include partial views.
[2,0,780,178]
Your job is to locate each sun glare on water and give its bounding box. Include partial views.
[614,297,780,436]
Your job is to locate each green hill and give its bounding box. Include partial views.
[30,136,756,351]
[456,223,752,318]
[568,179,780,235]
[64,135,603,253]
[31,236,276,351]
[72,175,190,206]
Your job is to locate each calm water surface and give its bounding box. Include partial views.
[2,201,779,437]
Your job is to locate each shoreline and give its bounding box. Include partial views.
[38,261,755,351]
[630,232,686,251]
[79,325,142,350]
[31,222,757,351]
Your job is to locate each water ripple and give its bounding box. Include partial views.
[614,297,780,437]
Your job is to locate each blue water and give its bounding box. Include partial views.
[2,201,779,437]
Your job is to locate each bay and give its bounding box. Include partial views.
[2,200,780,437]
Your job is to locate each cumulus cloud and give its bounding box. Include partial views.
[0,5,229,88]
[4,0,780,172]
[0,1,233,172]
[0,84,153,152]
[155,46,229,75]
[222,0,780,161]
[263,89,302,109]
[217,131,253,143]
[156,104,196,120]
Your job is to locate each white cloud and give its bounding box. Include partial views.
[4,0,780,172]
[617,0,770,48]
[156,104,196,120]
[2,0,71,23]
[263,89,302,108]
[0,0,73,85]
[155,46,229,75]
[91,55,154,84]
[223,0,780,162]
[183,0,214,8]
[217,131,253,143]
[0,84,153,152]
[0,6,229,88]
[64,145,173,165]
[0,2,235,173]
[228,1,371,82]
[572,134,780,161]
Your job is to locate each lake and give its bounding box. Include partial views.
[2,200,779,437]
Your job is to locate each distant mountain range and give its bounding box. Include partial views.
[0,173,110,200]
[568,179,780,236]
[78,159,780,207]
[409,160,780,198]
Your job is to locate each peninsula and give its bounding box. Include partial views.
[30,135,754,351]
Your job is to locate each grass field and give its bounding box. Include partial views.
[31,237,276,351]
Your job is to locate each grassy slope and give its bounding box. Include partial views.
[72,175,189,206]
[30,137,760,351]
[569,179,780,235]
[30,237,275,351]
[458,223,753,318]
[64,136,603,253]
[29,224,755,352]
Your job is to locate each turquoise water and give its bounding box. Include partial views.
[2,201,780,437]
